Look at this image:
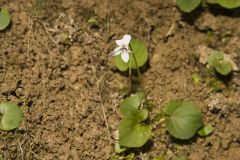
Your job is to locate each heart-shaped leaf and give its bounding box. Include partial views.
[119,119,151,147]
[118,92,150,148]
[214,60,232,75]
[0,102,23,130]
[114,39,148,71]
[176,0,201,12]
[216,0,240,9]
[207,51,224,66]
[119,92,144,115]
[164,100,203,140]
[0,8,11,30]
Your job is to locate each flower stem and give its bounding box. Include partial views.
[131,50,150,112]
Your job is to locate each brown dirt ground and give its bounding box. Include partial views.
[0,0,240,159]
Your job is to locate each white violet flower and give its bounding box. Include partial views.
[109,34,132,63]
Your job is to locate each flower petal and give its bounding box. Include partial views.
[116,39,124,46]
[121,50,129,63]
[116,34,131,47]
[122,35,131,46]
[109,47,122,56]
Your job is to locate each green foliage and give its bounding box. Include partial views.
[172,156,188,160]
[207,51,224,66]
[111,153,135,160]
[115,143,126,153]
[119,92,144,115]
[214,60,232,75]
[0,8,11,30]
[164,100,203,140]
[176,0,201,12]
[154,156,165,160]
[0,102,23,131]
[191,73,200,84]
[207,51,232,75]
[153,113,165,121]
[177,0,240,12]
[119,93,151,147]
[114,39,148,71]
[198,124,213,136]
[216,0,240,9]
[87,17,99,27]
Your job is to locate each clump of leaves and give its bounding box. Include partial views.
[0,8,11,31]
[119,92,151,147]
[176,0,240,12]
[207,51,232,75]
[164,100,203,140]
[0,102,23,131]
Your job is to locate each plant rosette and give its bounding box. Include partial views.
[207,51,232,76]
[118,92,151,148]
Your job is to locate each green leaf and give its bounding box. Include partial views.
[124,109,148,123]
[191,73,200,84]
[125,153,135,160]
[0,8,11,30]
[164,99,183,115]
[207,0,217,4]
[87,17,99,27]
[118,92,150,148]
[119,92,144,115]
[216,0,240,9]
[0,102,23,130]
[172,156,188,160]
[214,60,232,75]
[176,0,201,12]
[114,39,148,71]
[164,100,203,140]
[115,143,126,153]
[129,39,148,69]
[119,119,151,147]
[114,54,129,71]
[198,124,214,137]
[154,156,165,160]
[207,51,224,66]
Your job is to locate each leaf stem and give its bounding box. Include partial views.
[131,49,150,112]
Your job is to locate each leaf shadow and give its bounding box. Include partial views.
[123,140,154,156]
[215,71,233,85]
[169,134,199,146]
[0,21,12,33]
[180,7,203,25]
[207,4,240,17]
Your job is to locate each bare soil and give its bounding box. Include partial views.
[0,0,240,159]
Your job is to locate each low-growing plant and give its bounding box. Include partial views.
[207,51,232,75]
[0,8,11,31]
[0,102,23,131]
[109,35,208,157]
[176,0,240,12]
